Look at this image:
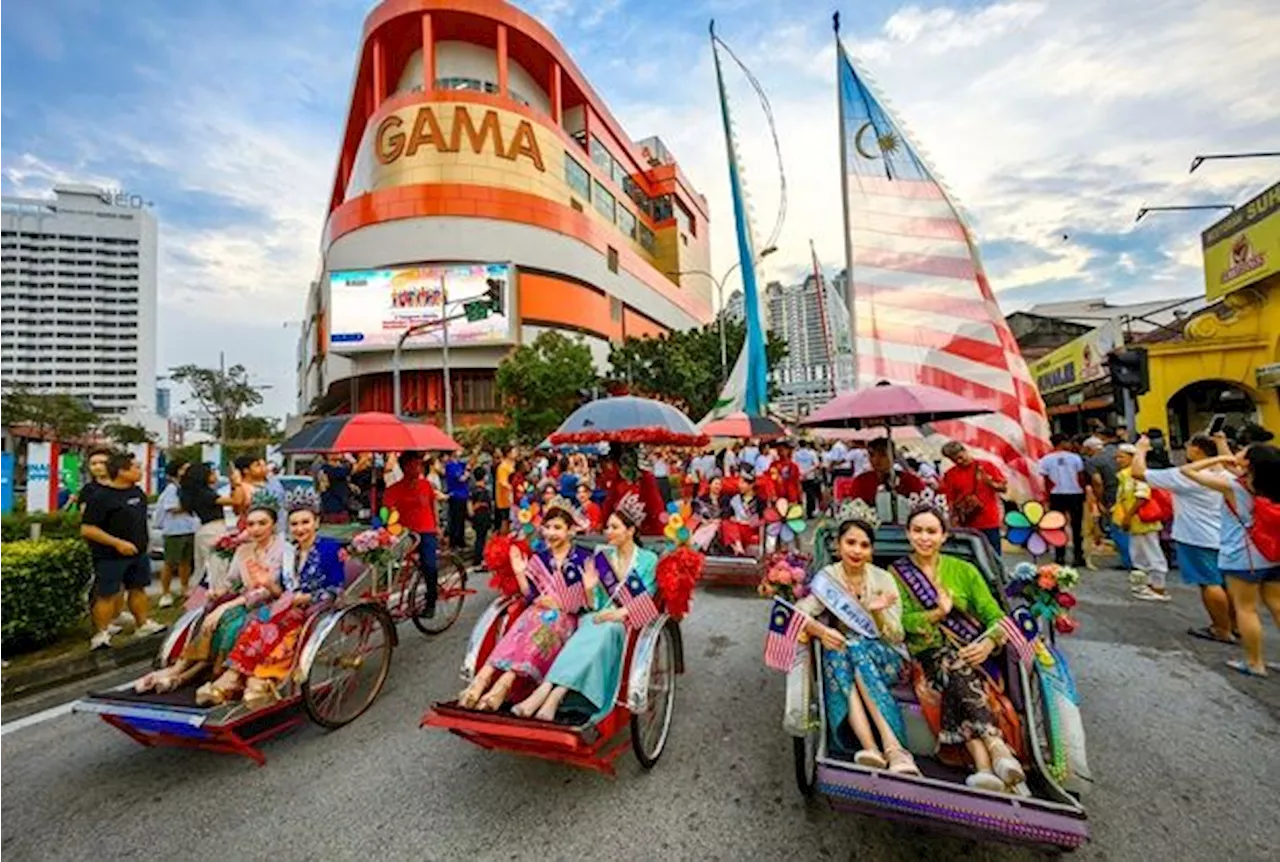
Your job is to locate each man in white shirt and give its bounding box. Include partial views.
[1133,434,1233,643]
[794,441,822,517]
[753,445,774,477]
[824,440,852,478]
[1039,433,1087,566]
[740,443,760,472]
[849,441,871,476]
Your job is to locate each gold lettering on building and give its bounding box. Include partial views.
[375,106,545,172]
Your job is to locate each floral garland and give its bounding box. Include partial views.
[656,546,703,620]
[339,527,399,574]
[213,530,249,561]
[549,427,709,447]
[483,533,532,598]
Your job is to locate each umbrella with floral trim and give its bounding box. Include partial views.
[764,498,807,544]
[1004,501,1068,557]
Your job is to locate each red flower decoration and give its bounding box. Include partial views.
[1054,616,1079,634]
[1058,592,1077,609]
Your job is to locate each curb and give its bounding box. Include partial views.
[1,634,162,702]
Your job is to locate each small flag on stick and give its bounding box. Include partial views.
[999,615,1035,669]
[619,573,660,629]
[764,599,808,671]
[525,555,569,608]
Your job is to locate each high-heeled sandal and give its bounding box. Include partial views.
[885,746,921,776]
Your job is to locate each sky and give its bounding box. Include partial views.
[3,0,1278,419]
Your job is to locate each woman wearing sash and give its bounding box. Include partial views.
[459,499,590,712]
[891,502,1025,793]
[796,512,920,775]
[512,494,659,721]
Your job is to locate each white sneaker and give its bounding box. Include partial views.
[158,593,174,608]
[115,611,137,627]
[90,630,113,650]
[106,623,123,636]
[135,619,168,637]
[1134,586,1172,603]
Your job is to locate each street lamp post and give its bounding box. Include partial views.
[1134,204,1235,223]
[667,244,777,378]
[391,305,470,423]
[1189,151,1280,173]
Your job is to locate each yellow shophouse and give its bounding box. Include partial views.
[1137,182,1280,443]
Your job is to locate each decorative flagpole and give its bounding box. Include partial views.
[833,13,859,388]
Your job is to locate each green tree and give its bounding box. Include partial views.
[495,331,598,443]
[225,414,282,443]
[0,385,99,441]
[170,363,264,442]
[607,321,788,420]
[102,422,155,445]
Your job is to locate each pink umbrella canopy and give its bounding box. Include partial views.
[800,382,994,430]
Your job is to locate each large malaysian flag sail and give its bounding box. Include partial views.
[835,30,1051,497]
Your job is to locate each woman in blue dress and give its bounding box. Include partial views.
[512,493,659,722]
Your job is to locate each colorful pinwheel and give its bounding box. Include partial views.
[764,498,806,544]
[370,506,403,536]
[660,500,698,545]
[1004,500,1067,557]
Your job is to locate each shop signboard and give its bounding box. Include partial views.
[1029,320,1124,396]
[1,452,13,515]
[1257,362,1280,390]
[1202,182,1280,301]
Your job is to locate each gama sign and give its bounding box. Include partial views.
[375,105,545,172]
[1029,319,1123,397]
[1202,181,1280,301]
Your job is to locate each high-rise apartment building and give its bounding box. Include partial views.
[723,272,855,416]
[1,185,158,415]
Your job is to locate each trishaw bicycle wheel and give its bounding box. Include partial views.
[302,604,393,729]
[410,554,468,635]
[631,623,677,769]
[793,653,820,797]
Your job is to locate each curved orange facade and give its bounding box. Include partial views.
[298,0,713,420]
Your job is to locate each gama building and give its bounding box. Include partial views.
[294,0,713,423]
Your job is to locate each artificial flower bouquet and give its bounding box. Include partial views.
[758,549,812,604]
[1007,561,1080,635]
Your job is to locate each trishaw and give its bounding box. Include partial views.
[421,567,684,774]
[785,524,1092,851]
[74,412,472,764]
[423,395,701,774]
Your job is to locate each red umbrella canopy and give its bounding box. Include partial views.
[801,382,993,430]
[280,412,460,454]
[700,412,788,440]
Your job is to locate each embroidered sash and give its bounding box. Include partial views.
[593,549,621,598]
[809,568,880,640]
[890,557,984,644]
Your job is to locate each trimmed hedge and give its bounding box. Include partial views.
[1,539,94,655]
[1,511,83,543]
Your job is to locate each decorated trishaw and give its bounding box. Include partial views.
[783,518,1091,851]
[73,413,471,764]
[774,386,1091,851]
[422,396,704,773]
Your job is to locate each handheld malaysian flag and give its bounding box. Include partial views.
[999,615,1036,669]
[525,555,570,609]
[561,560,588,613]
[764,599,808,672]
[619,573,659,630]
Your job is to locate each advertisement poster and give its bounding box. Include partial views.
[1,452,13,515]
[59,452,83,497]
[1030,320,1124,396]
[26,441,54,514]
[328,262,514,352]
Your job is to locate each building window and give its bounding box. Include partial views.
[457,375,498,412]
[610,297,623,322]
[436,77,498,95]
[638,224,655,252]
[652,195,674,222]
[611,159,628,188]
[607,246,619,273]
[590,135,612,174]
[617,206,637,240]
[593,181,616,223]
[675,200,696,237]
[565,155,591,201]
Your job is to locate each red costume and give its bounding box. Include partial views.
[846,469,926,505]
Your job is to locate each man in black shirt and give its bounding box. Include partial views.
[74,447,113,512]
[81,451,166,649]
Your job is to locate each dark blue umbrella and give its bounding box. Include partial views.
[548,396,707,446]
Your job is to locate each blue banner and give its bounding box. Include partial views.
[1,452,13,515]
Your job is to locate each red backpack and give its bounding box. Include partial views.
[1137,488,1174,524]
[1227,493,1280,564]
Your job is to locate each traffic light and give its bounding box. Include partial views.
[484,278,505,315]
[1107,348,1149,395]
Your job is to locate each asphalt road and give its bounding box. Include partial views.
[3,563,1278,862]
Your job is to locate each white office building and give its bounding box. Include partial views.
[1,184,158,415]
[723,272,855,416]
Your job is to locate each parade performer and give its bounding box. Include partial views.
[512,493,659,721]
[796,502,919,774]
[890,498,1026,793]
[601,445,666,535]
[459,500,590,711]
[219,489,346,706]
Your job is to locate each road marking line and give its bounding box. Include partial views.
[1,681,133,736]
